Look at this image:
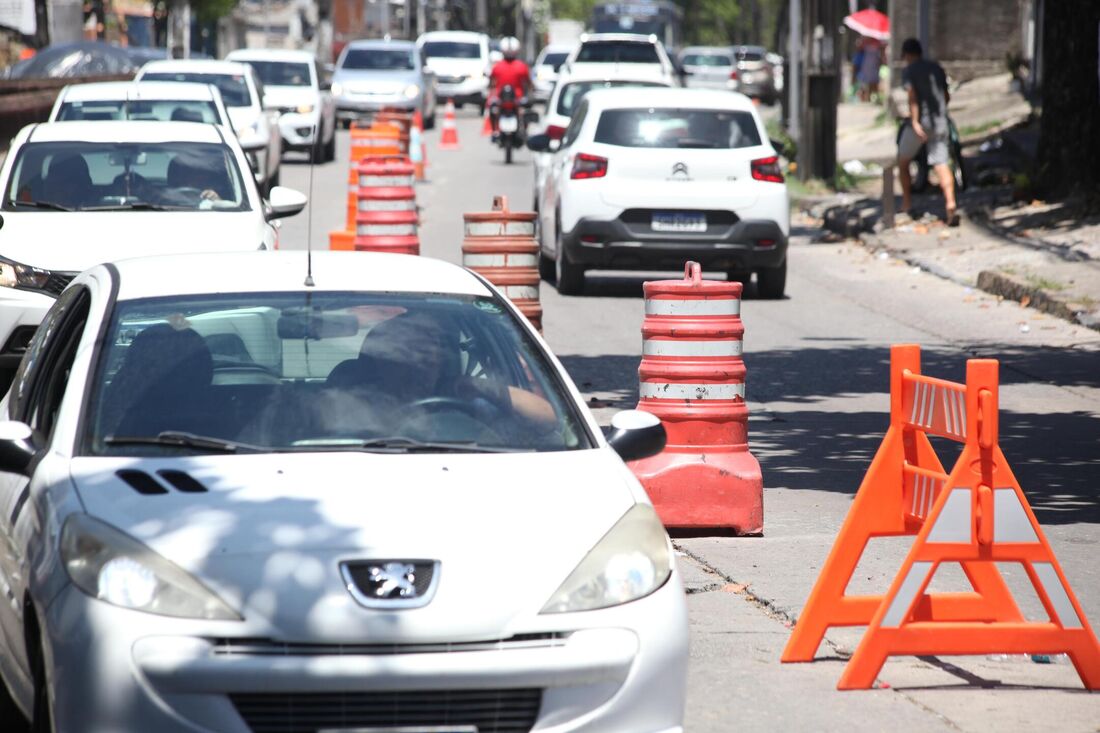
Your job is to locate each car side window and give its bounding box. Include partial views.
[251,71,265,107]
[561,101,587,148]
[7,286,86,421]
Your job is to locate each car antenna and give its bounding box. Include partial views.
[304,122,317,287]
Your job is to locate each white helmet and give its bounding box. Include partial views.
[500,37,520,60]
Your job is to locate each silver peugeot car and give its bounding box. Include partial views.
[0,251,688,732]
[332,38,438,128]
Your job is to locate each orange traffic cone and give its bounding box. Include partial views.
[481,106,493,136]
[412,110,427,182]
[439,99,460,150]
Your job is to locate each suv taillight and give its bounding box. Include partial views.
[571,153,608,179]
[751,155,784,183]
[546,124,567,140]
[729,69,739,80]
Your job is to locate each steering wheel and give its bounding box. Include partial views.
[408,396,486,418]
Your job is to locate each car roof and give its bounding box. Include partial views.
[24,120,227,144]
[226,48,317,63]
[539,43,575,55]
[346,38,416,50]
[140,59,252,76]
[579,33,659,44]
[680,46,734,56]
[579,86,759,113]
[555,67,673,86]
[107,252,492,301]
[60,81,218,102]
[418,31,485,43]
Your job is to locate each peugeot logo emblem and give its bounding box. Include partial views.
[341,560,440,609]
[671,162,689,177]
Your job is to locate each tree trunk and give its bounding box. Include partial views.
[1037,0,1100,198]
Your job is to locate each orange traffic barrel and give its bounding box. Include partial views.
[462,196,541,331]
[627,261,762,533]
[350,122,403,163]
[354,156,418,256]
[374,109,413,153]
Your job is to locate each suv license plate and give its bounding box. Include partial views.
[652,212,706,233]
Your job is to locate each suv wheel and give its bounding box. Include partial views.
[554,230,585,295]
[756,261,787,299]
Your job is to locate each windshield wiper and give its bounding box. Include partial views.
[104,431,262,453]
[354,437,520,454]
[9,200,72,211]
[82,202,177,212]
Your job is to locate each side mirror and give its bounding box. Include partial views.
[524,109,541,124]
[607,410,665,463]
[0,421,41,476]
[265,186,308,220]
[526,133,551,152]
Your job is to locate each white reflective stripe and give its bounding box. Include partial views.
[465,220,536,237]
[643,339,743,357]
[1033,563,1083,629]
[922,383,935,426]
[502,285,539,300]
[909,381,922,424]
[463,253,539,268]
[953,389,968,437]
[357,224,417,235]
[639,382,745,400]
[994,488,1039,543]
[882,561,933,628]
[917,475,928,517]
[645,298,740,316]
[911,473,921,515]
[359,176,415,187]
[942,387,954,435]
[358,199,417,211]
[926,488,972,543]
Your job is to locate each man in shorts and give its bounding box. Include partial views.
[898,38,958,225]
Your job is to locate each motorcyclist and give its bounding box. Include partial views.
[488,37,530,139]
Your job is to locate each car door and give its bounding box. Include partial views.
[251,70,281,177]
[544,99,588,256]
[0,285,91,681]
[314,59,335,142]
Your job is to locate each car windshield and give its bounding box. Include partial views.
[734,48,765,63]
[540,52,569,71]
[682,53,731,67]
[141,72,252,107]
[85,292,593,455]
[56,99,222,123]
[242,60,312,87]
[422,41,481,59]
[341,48,416,71]
[576,42,660,64]
[594,108,763,149]
[557,80,665,116]
[3,141,249,212]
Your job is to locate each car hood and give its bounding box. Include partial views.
[226,105,259,132]
[0,211,265,271]
[335,69,419,87]
[69,449,640,641]
[261,85,317,108]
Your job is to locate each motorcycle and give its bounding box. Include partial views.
[491,84,538,164]
[897,115,967,195]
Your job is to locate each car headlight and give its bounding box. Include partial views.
[541,503,671,614]
[403,84,420,100]
[61,514,240,620]
[297,103,315,114]
[331,82,343,96]
[0,256,52,292]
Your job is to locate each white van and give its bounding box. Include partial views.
[417,30,491,110]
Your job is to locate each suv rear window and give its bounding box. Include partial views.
[556,80,665,116]
[422,41,481,59]
[682,54,731,67]
[594,108,762,149]
[576,42,660,64]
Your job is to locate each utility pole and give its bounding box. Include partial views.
[476,0,488,32]
[788,0,801,143]
[416,0,426,36]
[796,0,842,182]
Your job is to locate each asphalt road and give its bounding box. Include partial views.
[279,114,1100,732]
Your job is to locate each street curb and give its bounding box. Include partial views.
[975,269,1099,330]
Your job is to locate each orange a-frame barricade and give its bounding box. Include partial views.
[782,344,1100,691]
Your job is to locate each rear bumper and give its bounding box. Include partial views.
[336,96,418,121]
[561,215,787,272]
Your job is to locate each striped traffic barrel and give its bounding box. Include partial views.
[462,196,541,331]
[373,109,413,153]
[628,261,762,533]
[346,124,405,231]
[354,156,418,255]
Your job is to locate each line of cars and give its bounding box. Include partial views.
[0,41,692,733]
[528,33,790,297]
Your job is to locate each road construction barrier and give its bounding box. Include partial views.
[411,109,428,182]
[462,196,541,331]
[782,344,1100,691]
[439,99,460,150]
[354,155,418,255]
[374,109,412,153]
[481,106,493,137]
[627,262,762,533]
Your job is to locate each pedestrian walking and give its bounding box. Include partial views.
[857,39,881,102]
[897,37,958,226]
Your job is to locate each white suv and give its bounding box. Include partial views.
[417,30,491,110]
[561,33,677,87]
[531,87,789,296]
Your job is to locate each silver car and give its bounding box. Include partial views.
[332,39,437,128]
[678,46,735,90]
[0,251,689,732]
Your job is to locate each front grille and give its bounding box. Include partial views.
[438,75,467,84]
[344,560,436,600]
[41,271,76,296]
[230,688,542,733]
[211,632,569,656]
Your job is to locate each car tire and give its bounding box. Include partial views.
[554,229,585,295]
[324,130,337,162]
[726,270,751,287]
[310,136,325,164]
[538,250,555,283]
[756,261,787,299]
[26,614,49,733]
[424,110,436,130]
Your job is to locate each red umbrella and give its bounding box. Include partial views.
[844,8,890,42]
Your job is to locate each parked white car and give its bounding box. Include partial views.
[561,33,678,87]
[137,60,283,194]
[49,81,231,125]
[225,48,337,163]
[0,250,688,732]
[0,120,306,384]
[417,30,491,110]
[530,43,574,102]
[531,87,789,296]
